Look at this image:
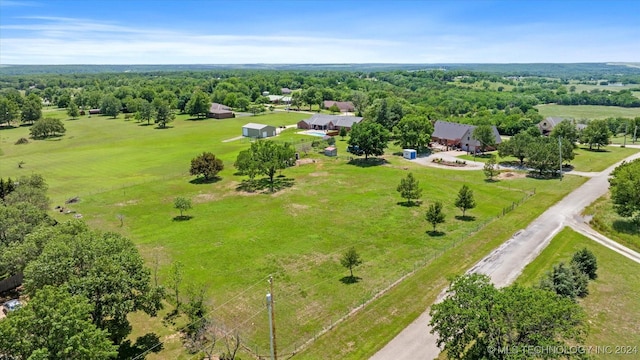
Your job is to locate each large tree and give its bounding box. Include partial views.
[498,131,532,166]
[580,119,610,150]
[190,152,224,181]
[23,223,163,344]
[0,96,20,126]
[430,274,587,360]
[135,99,154,125]
[609,158,640,224]
[234,140,295,191]
[393,115,434,152]
[186,90,210,118]
[21,93,42,124]
[472,125,496,153]
[153,99,175,128]
[550,119,579,145]
[67,99,80,119]
[100,95,121,118]
[29,117,66,139]
[396,172,422,205]
[0,286,118,360]
[348,121,390,160]
[454,185,476,217]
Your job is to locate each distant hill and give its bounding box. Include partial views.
[1,63,640,77]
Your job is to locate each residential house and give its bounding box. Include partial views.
[538,117,564,135]
[281,88,292,94]
[297,114,363,131]
[431,120,502,152]
[207,103,234,119]
[267,95,292,104]
[242,123,276,138]
[323,100,355,113]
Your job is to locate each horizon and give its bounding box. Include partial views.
[1,0,639,65]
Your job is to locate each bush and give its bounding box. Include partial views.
[15,137,29,145]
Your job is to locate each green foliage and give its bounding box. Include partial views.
[472,125,495,153]
[0,96,20,126]
[67,99,80,119]
[248,104,266,115]
[328,104,340,114]
[454,185,476,217]
[174,196,193,217]
[347,121,390,160]
[425,201,445,232]
[3,174,50,211]
[0,285,118,360]
[234,140,295,191]
[29,117,66,139]
[186,90,210,118]
[540,262,590,299]
[21,93,43,124]
[483,154,498,180]
[190,152,224,180]
[525,136,574,176]
[393,115,433,152]
[571,248,598,280]
[580,119,611,150]
[609,158,640,224]
[340,247,362,278]
[152,99,175,128]
[168,261,184,311]
[365,97,404,131]
[134,99,154,125]
[339,126,347,139]
[430,274,587,359]
[100,94,121,118]
[23,223,163,344]
[396,172,422,205]
[550,119,579,144]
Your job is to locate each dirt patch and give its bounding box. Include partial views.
[287,203,310,216]
[309,171,329,177]
[114,199,139,206]
[497,171,527,180]
[194,193,217,203]
[296,158,316,166]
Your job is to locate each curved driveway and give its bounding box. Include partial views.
[371,148,640,360]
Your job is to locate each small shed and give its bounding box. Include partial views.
[242,123,276,138]
[324,146,337,157]
[88,109,101,115]
[403,149,417,160]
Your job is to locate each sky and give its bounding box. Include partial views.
[1,0,639,65]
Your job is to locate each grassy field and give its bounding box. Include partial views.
[535,104,640,120]
[517,227,640,357]
[0,110,588,358]
[457,146,639,173]
[584,194,640,253]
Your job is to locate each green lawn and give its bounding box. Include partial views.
[535,104,640,120]
[584,195,640,253]
[0,111,587,358]
[517,227,640,357]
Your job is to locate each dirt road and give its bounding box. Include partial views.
[371,150,640,360]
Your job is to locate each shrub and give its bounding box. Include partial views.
[15,137,29,145]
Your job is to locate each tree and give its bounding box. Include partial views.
[23,224,163,344]
[526,136,561,176]
[550,119,579,145]
[540,262,589,299]
[168,261,184,312]
[347,121,390,160]
[153,99,174,128]
[350,90,368,117]
[248,104,266,116]
[29,117,66,139]
[393,115,434,152]
[571,248,598,280]
[483,154,498,180]
[67,99,80,119]
[185,90,211,118]
[3,174,50,211]
[21,93,43,124]
[339,126,347,140]
[328,104,340,114]
[0,286,118,360]
[454,185,476,217]
[340,247,362,278]
[430,274,587,359]
[100,95,120,118]
[580,119,610,150]
[135,99,154,125]
[234,148,260,182]
[472,125,495,153]
[174,196,192,217]
[0,96,20,126]
[396,172,422,205]
[609,158,640,224]
[235,140,295,192]
[190,152,224,181]
[425,201,445,232]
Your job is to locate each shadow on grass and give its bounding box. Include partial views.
[348,158,388,167]
[173,215,193,221]
[580,147,610,152]
[189,176,221,185]
[526,172,561,180]
[138,123,154,127]
[340,275,362,284]
[455,215,476,222]
[155,125,174,130]
[185,117,210,121]
[162,309,180,327]
[117,333,163,360]
[236,177,294,193]
[612,219,640,235]
[427,230,445,237]
[484,178,500,183]
[397,200,422,207]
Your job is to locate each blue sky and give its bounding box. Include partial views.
[1,0,639,64]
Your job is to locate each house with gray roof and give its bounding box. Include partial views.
[297,114,363,131]
[538,117,564,135]
[432,120,501,152]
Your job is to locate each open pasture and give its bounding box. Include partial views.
[535,104,640,120]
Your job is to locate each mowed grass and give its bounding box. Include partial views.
[535,104,640,120]
[517,227,640,356]
[584,194,640,253]
[0,110,587,358]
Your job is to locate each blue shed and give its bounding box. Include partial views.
[403,149,417,160]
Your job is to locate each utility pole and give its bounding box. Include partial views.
[558,136,563,181]
[266,276,278,360]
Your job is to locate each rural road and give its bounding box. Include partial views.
[371,149,640,360]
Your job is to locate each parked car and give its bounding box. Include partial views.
[2,299,22,314]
